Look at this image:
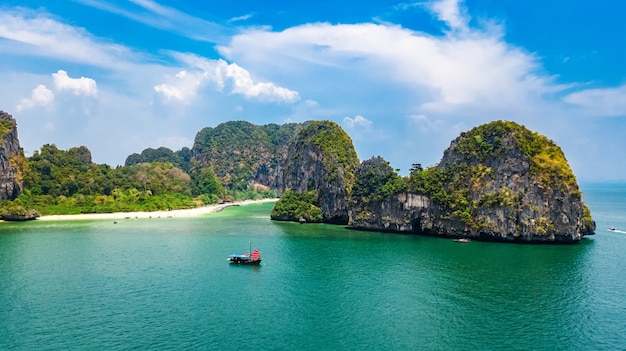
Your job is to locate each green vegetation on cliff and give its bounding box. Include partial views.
[345,120,594,241]
[270,190,323,222]
[351,156,407,203]
[409,120,591,230]
[454,120,578,194]
[410,163,500,228]
[298,120,359,190]
[272,120,359,224]
[125,146,192,172]
[0,118,15,138]
[192,121,306,190]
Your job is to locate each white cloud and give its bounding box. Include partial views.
[409,114,446,132]
[154,70,203,103]
[16,84,55,111]
[343,115,372,129]
[53,70,98,96]
[564,85,626,116]
[229,14,254,22]
[154,55,300,103]
[225,62,300,102]
[428,0,470,31]
[17,70,98,111]
[75,0,229,43]
[218,20,557,116]
[0,9,137,69]
[3,0,624,180]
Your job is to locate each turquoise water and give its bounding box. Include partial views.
[1,184,625,350]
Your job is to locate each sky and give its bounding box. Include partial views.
[1,0,625,182]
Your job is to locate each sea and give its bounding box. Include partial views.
[1,183,625,350]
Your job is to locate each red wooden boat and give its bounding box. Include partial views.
[228,243,262,265]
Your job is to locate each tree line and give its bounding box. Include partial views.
[1,144,275,216]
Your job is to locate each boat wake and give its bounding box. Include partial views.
[608,227,626,234]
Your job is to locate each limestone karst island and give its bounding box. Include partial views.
[0,110,595,243]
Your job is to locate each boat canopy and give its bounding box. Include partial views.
[228,254,250,259]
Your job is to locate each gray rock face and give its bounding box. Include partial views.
[0,111,24,200]
[1,209,39,221]
[348,121,595,243]
[349,192,429,232]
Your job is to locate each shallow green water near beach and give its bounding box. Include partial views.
[1,184,625,350]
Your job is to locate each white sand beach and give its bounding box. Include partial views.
[37,198,278,221]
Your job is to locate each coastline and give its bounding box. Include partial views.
[36,198,278,221]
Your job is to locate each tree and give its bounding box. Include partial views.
[410,163,423,173]
[198,167,225,198]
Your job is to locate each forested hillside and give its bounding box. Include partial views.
[11,144,199,215]
[0,120,307,216]
[190,120,307,190]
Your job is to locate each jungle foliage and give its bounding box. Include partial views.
[299,120,359,189]
[125,146,192,172]
[270,190,323,223]
[191,121,307,190]
[0,141,275,216]
[453,120,578,193]
[408,120,588,228]
[351,156,407,203]
[270,121,360,223]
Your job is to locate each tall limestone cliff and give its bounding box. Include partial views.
[0,111,25,200]
[349,121,595,243]
[272,120,359,224]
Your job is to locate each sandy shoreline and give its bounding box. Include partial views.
[37,198,278,221]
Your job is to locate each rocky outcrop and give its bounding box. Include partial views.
[1,207,40,221]
[274,121,359,224]
[349,192,429,232]
[349,156,428,231]
[0,111,25,200]
[349,121,595,243]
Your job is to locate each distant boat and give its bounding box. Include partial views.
[608,227,616,231]
[228,242,262,265]
[454,238,471,243]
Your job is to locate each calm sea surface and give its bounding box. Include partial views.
[1,183,625,350]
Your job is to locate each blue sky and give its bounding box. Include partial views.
[1,0,625,181]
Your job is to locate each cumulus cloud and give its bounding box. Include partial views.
[226,62,300,102]
[17,70,98,111]
[53,70,98,96]
[154,55,300,103]
[154,70,203,102]
[218,11,558,116]
[343,115,372,128]
[16,84,55,111]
